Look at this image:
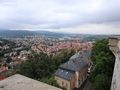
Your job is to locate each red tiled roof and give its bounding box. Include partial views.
[0,74,6,80]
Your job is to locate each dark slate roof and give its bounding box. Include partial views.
[81,50,91,57]
[54,50,91,81]
[54,68,75,81]
[70,50,91,60]
[60,55,88,72]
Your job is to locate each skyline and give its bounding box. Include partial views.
[0,0,120,34]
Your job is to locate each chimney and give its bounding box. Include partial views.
[81,54,83,58]
[73,58,76,62]
[80,51,82,54]
[80,51,83,58]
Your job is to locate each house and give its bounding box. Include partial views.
[0,74,6,80]
[54,50,91,90]
[0,65,7,72]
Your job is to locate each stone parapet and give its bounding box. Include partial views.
[108,36,120,90]
[108,36,120,55]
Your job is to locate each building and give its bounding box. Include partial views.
[54,50,91,90]
[108,36,120,90]
[0,74,61,90]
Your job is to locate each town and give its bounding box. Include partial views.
[0,32,117,90]
[0,34,94,79]
[0,0,120,90]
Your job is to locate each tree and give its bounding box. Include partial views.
[15,49,75,89]
[93,74,111,90]
[90,38,110,64]
[15,52,55,79]
[40,76,66,90]
[6,57,12,63]
[52,48,76,70]
[40,77,60,87]
[0,51,4,56]
[89,38,115,90]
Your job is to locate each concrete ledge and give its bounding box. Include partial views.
[0,74,61,90]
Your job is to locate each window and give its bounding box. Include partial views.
[83,76,85,81]
[86,74,87,78]
[79,79,81,85]
[66,83,68,87]
[62,81,64,86]
[79,78,83,85]
[81,78,83,83]
[66,72,68,75]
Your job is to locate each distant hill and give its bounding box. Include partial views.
[35,30,64,36]
[35,30,56,34]
[0,30,36,38]
[0,30,64,38]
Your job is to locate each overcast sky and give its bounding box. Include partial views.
[0,0,120,34]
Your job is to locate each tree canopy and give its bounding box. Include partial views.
[89,38,115,90]
[16,52,54,79]
[52,48,76,70]
[15,48,75,90]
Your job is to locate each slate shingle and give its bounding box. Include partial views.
[54,50,91,81]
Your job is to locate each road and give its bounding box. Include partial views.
[83,80,92,90]
[79,79,93,90]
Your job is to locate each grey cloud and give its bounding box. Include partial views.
[0,0,120,34]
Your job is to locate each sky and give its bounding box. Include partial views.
[0,0,120,34]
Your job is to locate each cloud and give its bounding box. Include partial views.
[59,23,119,34]
[0,0,120,34]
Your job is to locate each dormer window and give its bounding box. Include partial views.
[61,70,63,72]
[66,72,68,74]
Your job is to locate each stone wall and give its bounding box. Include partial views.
[108,36,120,90]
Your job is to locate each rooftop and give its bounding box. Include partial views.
[54,68,75,81]
[54,50,91,81]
